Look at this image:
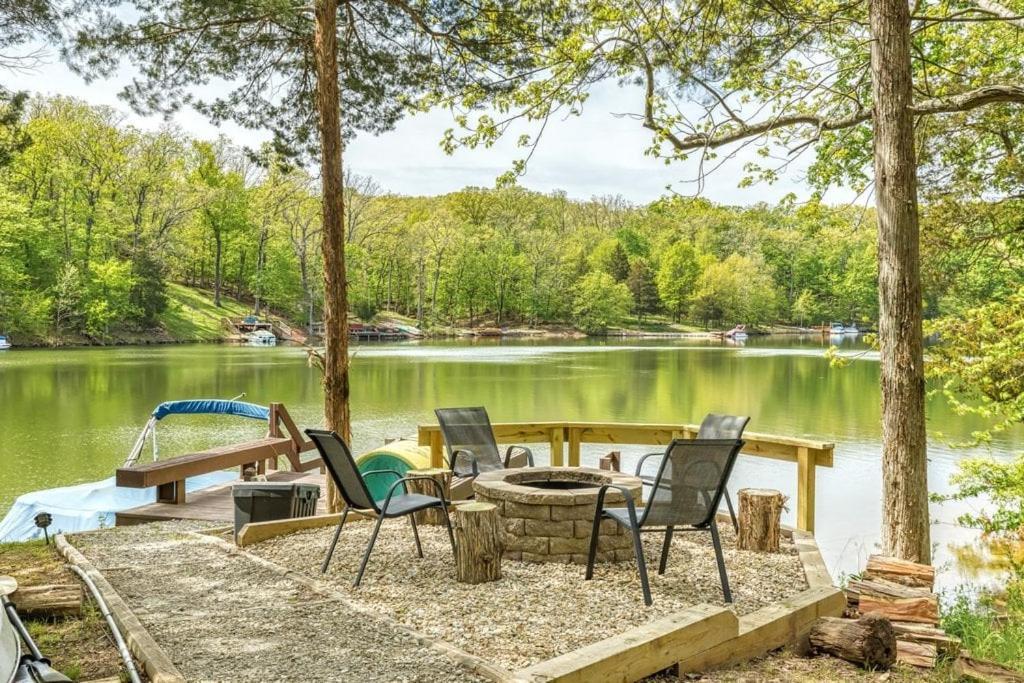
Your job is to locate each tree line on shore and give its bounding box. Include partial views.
[1,97,1010,340]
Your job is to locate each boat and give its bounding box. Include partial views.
[844,323,860,335]
[0,399,270,542]
[724,324,748,340]
[0,336,10,350]
[245,329,277,346]
[829,322,845,335]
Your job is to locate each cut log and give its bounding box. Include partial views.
[859,594,939,625]
[864,555,935,589]
[454,502,503,584]
[10,583,82,617]
[890,622,960,657]
[808,614,896,669]
[406,468,452,526]
[846,577,931,605]
[736,489,785,552]
[598,451,621,472]
[955,655,1024,682]
[897,640,937,668]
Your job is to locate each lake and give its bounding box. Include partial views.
[0,336,1018,587]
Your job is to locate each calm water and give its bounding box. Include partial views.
[1,336,1019,586]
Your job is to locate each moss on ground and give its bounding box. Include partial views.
[1,540,125,681]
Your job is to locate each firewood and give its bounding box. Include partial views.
[454,502,503,584]
[890,622,960,657]
[736,488,785,552]
[808,614,896,670]
[859,594,939,625]
[955,655,1024,682]
[10,583,82,617]
[864,555,935,589]
[897,640,937,668]
[846,577,931,605]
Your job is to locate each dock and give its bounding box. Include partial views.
[115,471,328,526]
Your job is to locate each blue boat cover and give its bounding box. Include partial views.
[151,400,269,422]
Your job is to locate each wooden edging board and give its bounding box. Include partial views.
[54,534,186,683]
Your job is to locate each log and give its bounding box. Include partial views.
[598,451,621,472]
[890,622,960,657]
[406,468,452,525]
[859,594,939,625]
[897,640,937,668]
[864,555,935,589]
[736,488,785,552]
[10,583,82,617]
[454,502,503,584]
[955,655,1024,682]
[846,577,932,608]
[808,614,896,669]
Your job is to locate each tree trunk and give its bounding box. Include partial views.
[809,614,896,670]
[736,488,784,552]
[454,502,503,584]
[213,225,223,307]
[869,0,930,564]
[314,0,349,514]
[407,468,452,525]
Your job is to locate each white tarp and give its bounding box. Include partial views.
[0,472,237,542]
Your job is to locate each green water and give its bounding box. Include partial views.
[0,336,1019,584]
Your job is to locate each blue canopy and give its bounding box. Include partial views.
[151,400,270,422]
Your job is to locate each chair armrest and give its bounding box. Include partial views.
[451,448,480,477]
[594,483,644,527]
[361,469,403,481]
[504,445,535,468]
[379,475,449,513]
[634,451,664,478]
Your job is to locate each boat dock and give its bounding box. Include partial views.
[115,470,328,526]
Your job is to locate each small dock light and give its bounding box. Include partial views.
[34,512,53,544]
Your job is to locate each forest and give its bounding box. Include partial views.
[0,96,1014,342]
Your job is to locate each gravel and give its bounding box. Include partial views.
[67,522,490,682]
[251,518,810,671]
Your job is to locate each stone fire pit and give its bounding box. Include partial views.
[473,467,643,564]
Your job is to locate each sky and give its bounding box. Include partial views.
[6,46,859,207]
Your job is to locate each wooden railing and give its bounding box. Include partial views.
[417,421,834,533]
[116,402,322,505]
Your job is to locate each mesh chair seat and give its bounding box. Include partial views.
[378,493,444,517]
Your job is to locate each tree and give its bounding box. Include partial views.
[572,271,632,333]
[69,0,563,512]
[447,0,1024,563]
[589,238,630,281]
[626,258,659,322]
[656,241,701,321]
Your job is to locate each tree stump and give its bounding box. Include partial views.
[454,502,503,584]
[737,488,785,552]
[809,614,896,670]
[406,468,452,525]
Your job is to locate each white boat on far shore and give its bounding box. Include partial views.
[0,335,10,350]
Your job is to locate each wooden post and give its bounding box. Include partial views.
[809,614,897,670]
[568,427,581,467]
[429,430,444,469]
[737,489,785,552]
[9,584,82,617]
[156,480,185,504]
[549,427,565,467]
[796,446,815,532]
[406,468,452,525]
[599,451,621,472]
[454,502,503,584]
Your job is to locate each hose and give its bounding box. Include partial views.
[67,566,142,683]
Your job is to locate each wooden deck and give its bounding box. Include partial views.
[115,471,328,526]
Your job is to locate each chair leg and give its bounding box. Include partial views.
[724,488,738,532]
[584,509,603,580]
[354,511,387,588]
[658,526,674,575]
[409,513,424,558]
[628,520,652,606]
[321,507,349,574]
[438,501,457,561]
[710,518,733,603]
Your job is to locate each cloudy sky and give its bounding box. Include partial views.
[7,47,858,207]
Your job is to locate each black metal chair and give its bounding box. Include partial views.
[587,438,745,606]
[305,429,457,587]
[634,414,750,531]
[434,407,535,478]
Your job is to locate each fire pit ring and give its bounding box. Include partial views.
[472,466,643,564]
